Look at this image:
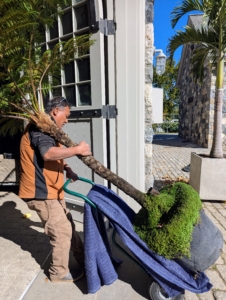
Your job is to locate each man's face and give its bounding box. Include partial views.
[51,106,71,128]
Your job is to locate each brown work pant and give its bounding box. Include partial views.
[26,199,84,281]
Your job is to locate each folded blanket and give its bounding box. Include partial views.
[84,184,212,297]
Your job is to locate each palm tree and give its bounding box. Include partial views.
[0,0,156,207]
[167,0,226,158]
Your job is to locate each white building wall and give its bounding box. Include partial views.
[114,0,145,212]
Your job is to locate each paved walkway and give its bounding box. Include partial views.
[152,134,210,190]
[0,133,226,300]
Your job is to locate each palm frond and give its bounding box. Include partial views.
[171,0,205,28]
[167,25,218,58]
[190,45,210,81]
[171,0,226,29]
[206,0,226,27]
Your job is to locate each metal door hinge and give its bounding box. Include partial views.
[98,19,116,36]
[102,105,117,119]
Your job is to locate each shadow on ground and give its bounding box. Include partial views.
[153,134,199,148]
[22,230,150,300]
[0,198,51,267]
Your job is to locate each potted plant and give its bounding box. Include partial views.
[134,182,223,272]
[167,0,226,200]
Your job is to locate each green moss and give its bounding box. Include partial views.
[133,182,202,259]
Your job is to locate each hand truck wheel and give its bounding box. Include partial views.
[148,280,185,300]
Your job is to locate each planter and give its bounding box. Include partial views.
[175,209,223,272]
[189,152,226,201]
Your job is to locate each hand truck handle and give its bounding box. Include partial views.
[63,177,97,209]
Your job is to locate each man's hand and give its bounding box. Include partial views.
[64,166,78,182]
[75,141,92,156]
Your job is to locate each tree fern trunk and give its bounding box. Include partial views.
[31,112,148,207]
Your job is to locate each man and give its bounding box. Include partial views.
[19,96,92,283]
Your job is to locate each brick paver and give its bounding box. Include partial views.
[152,134,226,300]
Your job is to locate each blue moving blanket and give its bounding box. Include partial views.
[84,184,212,297]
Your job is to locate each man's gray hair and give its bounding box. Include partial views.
[45,96,71,113]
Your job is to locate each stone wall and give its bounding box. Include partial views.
[178,44,213,148]
[145,0,154,191]
[178,44,226,149]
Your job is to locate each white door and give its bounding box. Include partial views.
[43,0,146,220]
[43,0,109,221]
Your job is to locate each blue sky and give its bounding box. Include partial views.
[154,0,193,63]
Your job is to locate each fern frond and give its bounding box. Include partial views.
[0,117,24,136]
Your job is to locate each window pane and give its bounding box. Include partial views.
[64,86,76,106]
[48,41,58,50]
[51,68,62,86]
[77,57,90,82]
[38,25,46,44]
[43,94,50,108]
[41,44,46,56]
[64,62,75,84]
[52,87,62,97]
[62,10,73,35]
[50,20,59,40]
[78,83,91,106]
[74,5,89,30]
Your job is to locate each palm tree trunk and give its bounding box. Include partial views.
[210,53,224,158]
[210,88,224,158]
[31,112,151,207]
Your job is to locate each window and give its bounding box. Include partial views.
[42,0,92,107]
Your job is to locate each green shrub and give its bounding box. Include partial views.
[133,182,202,259]
[152,124,158,131]
[162,121,178,132]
